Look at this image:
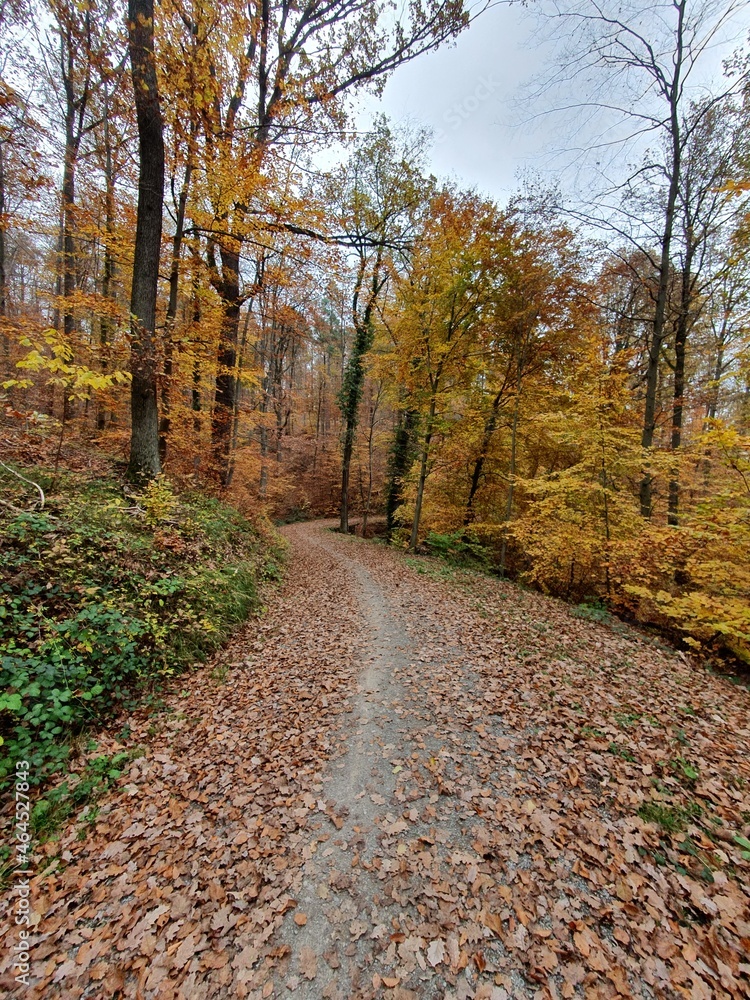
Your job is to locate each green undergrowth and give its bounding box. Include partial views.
[421,530,490,569]
[31,747,141,839]
[0,466,284,792]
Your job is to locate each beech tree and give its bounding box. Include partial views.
[386,189,502,552]
[539,0,744,516]
[331,120,428,533]
[125,0,164,480]
[0,0,30,329]
[0,0,42,361]
[162,0,481,484]
[666,99,747,523]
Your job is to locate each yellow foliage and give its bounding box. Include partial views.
[8,329,130,401]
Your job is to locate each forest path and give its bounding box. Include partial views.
[9,522,750,1000]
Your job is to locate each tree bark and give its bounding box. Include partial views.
[464,385,506,526]
[361,385,382,536]
[126,0,165,482]
[499,345,525,576]
[339,258,382,532]
[385,407,416,539]
[210,243,241,485]
[706,345,724,422]
[667,244,695,525]
[159,160,193,464]
[61,106,78,348]
[0,142,6,321]
[57,6,92,426]
[408,397,436,553]
[0,142,9,378]
[97,87,116,431]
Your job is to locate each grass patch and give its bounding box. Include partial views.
[638,800,703,833]
[30,749,140,841]
[607,742,636,762]
[422,530,490,569]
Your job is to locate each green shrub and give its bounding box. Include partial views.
[0,470,282,789]
[424,530,489,568]
[572,598,612,624]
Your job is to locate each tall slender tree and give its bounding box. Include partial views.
[332,121,427,532]
[538,0,744,516]
[125,0,164,480]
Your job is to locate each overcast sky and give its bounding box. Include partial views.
[355,1,750,208]
[356,3,547,202]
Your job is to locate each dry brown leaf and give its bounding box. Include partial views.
[299,946,317,980]
[426,938,446,967]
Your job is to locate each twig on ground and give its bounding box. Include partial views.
[0,459,46,509]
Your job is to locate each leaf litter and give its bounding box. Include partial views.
[3,521,748,999]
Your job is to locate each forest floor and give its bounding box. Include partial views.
[5,521,750,1000]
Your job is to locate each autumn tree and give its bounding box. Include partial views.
[36,0,124,365]
[160,0,481,485]
[125,0,164,480]
[330,120,428,533]
[386,189,504,552]
[666,98,748,523]
[86,49,133,430]
[539,0,745,516]
[0,0,47,374]
[512,330,643,599]
[464,203,589,572]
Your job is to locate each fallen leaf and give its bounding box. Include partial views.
[299,946,317,980]
[427,938,446,967]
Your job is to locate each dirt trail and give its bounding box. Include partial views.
[7,522,750,1000]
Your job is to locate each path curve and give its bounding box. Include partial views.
[7,521,750,1000]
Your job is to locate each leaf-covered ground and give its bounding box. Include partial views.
[5,522,749,999]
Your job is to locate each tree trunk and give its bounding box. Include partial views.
[126,0,165,482]
[0,142,9,377]
[339,256,383,533]
[211,244,241,485]
[362,387,381,537]
[61,108,77,347]
[97,89,116,431]
[0,142,6,320]
[60,96,82,424]
[498,349,524,576]
[339,328,371,528]
[639,9,684,519]
[159,159,193,463]
[667,246,694,526]
[189,246,203,441]
[226,304,252,488]
[385,408,416,539]
[706,345,724,422]
[340,411,356,532]
[409,397,436,553]
[258,331,270,497]
[464,385,505,526]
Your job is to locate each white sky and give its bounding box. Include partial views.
[354,1,750,207]
[357,4,549,202]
